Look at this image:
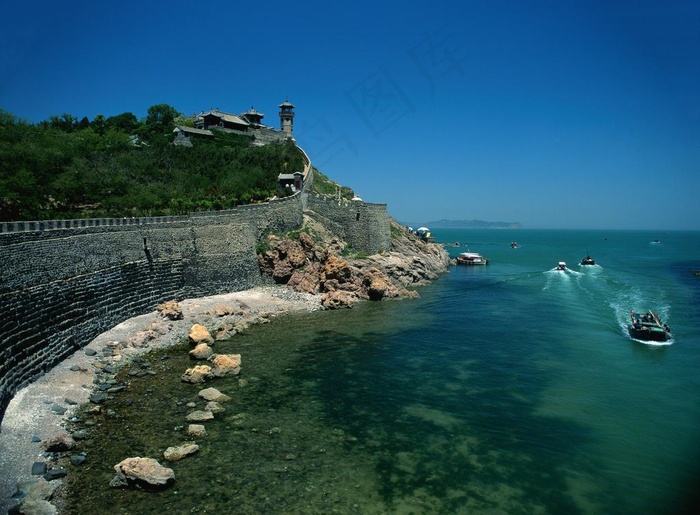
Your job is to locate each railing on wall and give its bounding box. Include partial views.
[295,144,314,192]
[0,195,306,234]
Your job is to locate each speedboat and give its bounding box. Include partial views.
[556,262,566,271]
[510,241,519,249]
[456,251,489,265]
[628,310,672,342]
[580,255,595,266]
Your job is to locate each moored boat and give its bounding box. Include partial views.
[510,241,519,249]
[628,310,672,342]
[456,251,489,266]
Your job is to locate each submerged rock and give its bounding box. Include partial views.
[198,387,232,403]
[207,354,241,377]
[185,410,214,422]
[189,343,214,360]
[163,443,199,462]
[187,424,207,437]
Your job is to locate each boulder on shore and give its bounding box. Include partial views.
[181,365,212,384]
[110,457,175,490]
[188,324,214,346]
[207,354,241,377]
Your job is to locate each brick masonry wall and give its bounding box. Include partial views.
[306,194,391,254]
[0,195,302,424]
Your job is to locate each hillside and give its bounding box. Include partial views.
[0,107,305,221]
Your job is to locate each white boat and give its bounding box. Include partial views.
[456,251,489,266]
[556,262,566,271]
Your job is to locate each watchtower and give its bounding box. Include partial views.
[279,100,295,134]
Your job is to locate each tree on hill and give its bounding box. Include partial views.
[0,106,306,221]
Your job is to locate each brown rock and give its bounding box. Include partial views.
[163,443,199,462]
[110,457,175,490]
[181,365,212,384]
[321,291,361,310]
[43,433,76,452]
[214,304,236,317]
[287,266,321,294]
[363,267,400,301]
[188,324,214,346]
[157,300,183,320]
[208,354,241,377]
[322,255,352,281]
[189,343,214,360]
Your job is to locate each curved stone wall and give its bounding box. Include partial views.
[0,158,391,426]
[0,195,303,425]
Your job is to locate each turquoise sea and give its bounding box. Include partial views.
[66,229,700,515]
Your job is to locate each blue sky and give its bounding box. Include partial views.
[2,1,698,229]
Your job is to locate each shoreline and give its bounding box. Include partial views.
[0,285,323,514]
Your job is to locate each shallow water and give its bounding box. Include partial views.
[64,229,700,514]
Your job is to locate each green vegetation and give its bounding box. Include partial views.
[0,106,305,221]
[312,167,354,200]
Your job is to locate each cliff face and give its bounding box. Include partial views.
[257,216,451,308]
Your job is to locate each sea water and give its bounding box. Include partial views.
[64,229,700,514]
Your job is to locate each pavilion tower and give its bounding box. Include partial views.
[279,100,295,134]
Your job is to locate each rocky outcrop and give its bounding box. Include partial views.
[258,216,450,308]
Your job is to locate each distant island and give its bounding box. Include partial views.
[405,219,523,229]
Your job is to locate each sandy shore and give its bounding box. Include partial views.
[0,286,322,514]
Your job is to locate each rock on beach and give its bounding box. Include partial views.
[110,457,175,490]
[0,286,324,513]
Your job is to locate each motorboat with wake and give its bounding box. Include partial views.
[556,262,566,271]
[628,310,672,342]
[580,255,595,266]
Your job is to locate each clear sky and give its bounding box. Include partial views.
[2,0,698,230]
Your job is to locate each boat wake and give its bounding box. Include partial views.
[542,267,583,290]
[608,288,673,346]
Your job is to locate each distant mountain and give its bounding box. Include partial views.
[405,219,523,229]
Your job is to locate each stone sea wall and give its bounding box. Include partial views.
[305,194,392,255]
[0,188,391,426]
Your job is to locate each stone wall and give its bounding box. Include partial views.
[306,194,391,255]
[0,164,391,426]
[0,195,302,424]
